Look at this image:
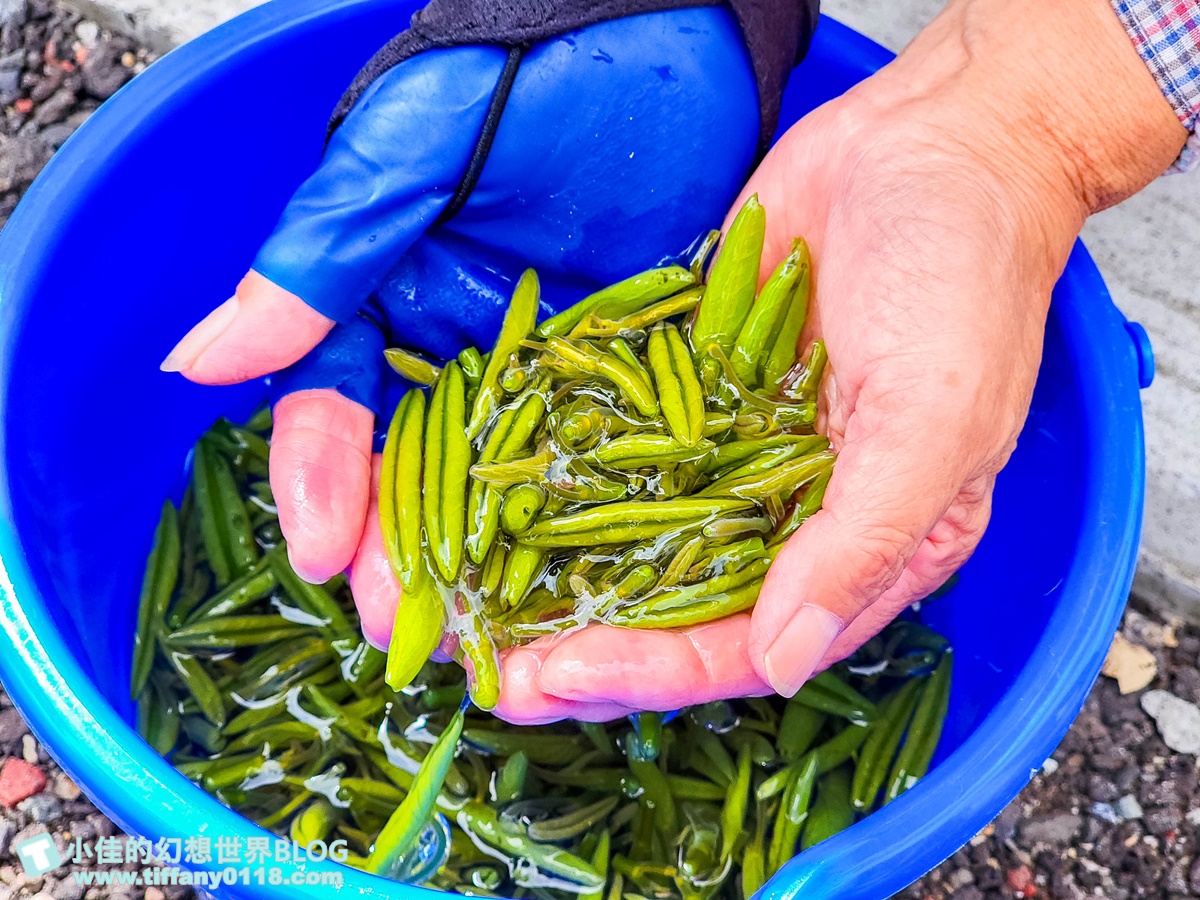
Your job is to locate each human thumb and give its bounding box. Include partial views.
[161,271,335,385]
[750,406,972,696]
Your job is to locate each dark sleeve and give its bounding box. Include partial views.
[727,0,820,148]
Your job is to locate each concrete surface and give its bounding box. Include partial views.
[58,0,264,52]
[63,0,1200,615]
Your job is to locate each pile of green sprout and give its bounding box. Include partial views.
[377,196,835,710]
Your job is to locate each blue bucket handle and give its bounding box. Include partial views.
[1123,320,1155,389]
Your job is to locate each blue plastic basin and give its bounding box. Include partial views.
[0,2,1146,898]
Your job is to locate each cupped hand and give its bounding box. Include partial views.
[527,0,1186,712]
[530,100,1054,710]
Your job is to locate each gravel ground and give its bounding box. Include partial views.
[901,599,1200,900]
[0,0,155,230]
[4,2,1200,897]
[0,688,161,900]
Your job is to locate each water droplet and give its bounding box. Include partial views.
[689,701,740,734]
[654,65,677,82]
[386,814,452,883]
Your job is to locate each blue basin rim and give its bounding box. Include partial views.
[0,3,1146,899]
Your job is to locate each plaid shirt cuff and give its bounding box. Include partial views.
[1110,0,1200,173]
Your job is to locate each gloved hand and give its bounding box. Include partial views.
[162,5,776,720]
[526,0,1187,716]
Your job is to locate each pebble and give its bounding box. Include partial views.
[0,758,46,807]
[51,774,79,801]
[1125,608,1178,649]
[27,63,61,101]
[1019,812,1082,846]
[1186,807,1200,826]
[1143,805,1182,834]
[64,107,91,127]
[0,818,14,856]
[1144,775,1189,808]
[1116,794,1144,820]
[32,85,75,125]
[1087,772,1119,802]
[37,120,72,146]
[143,888,164,900]
[0,0,24,29]
[1115,762,1140,792]
[1165,860,1190,893]
[17,792,62,823]
[0,708,27,744]
[1091,801,1122,824]
[992,802,1022,843]
[1006,864,1034,891]
[22,733,38,763]
[67,818,95,843]
[51,880,83,900]
[1089,744,1132,771]
[0,67,17,102]
[90,814,115,838]
[1102,692,1148,729]
[72,20,96,46]
[80,38,128,99]
[1140,689,1200,754]
[945,867,973,890]
[1083,814,1107,841]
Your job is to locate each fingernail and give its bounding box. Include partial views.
[161,296,240,373]
[432,633,458,664]
[439,633,460,654]
[362,628,389,654]
[535,652,587,700]
[763,604,844,697]
[286,543,327,585]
